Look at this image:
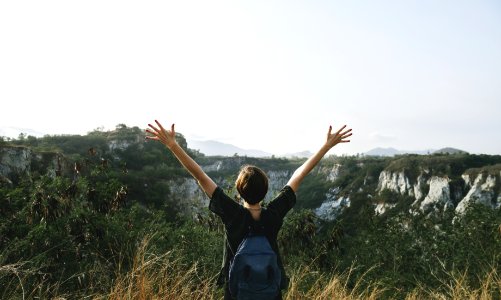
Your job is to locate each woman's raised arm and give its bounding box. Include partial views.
[287,124,352,193]
[146,120,217,198]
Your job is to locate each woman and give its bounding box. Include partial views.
[146,120,352,299]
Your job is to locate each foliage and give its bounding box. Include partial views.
[1,125,501,298]
[296,173,332,209]
[386,154,501,184]
[329,204,501,298]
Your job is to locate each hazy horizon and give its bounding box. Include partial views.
[0,124,491,156]
[1,1,500,156]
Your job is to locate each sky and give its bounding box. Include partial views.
[1,0,500,156]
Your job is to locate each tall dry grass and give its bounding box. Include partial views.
[100,237,386,300]
[101,238,219,300]
[284,264,386,300]
[100,242,500,300]
[3,251,499,300]
[405,268,501,300]
[6,236,491,299]
[101,251,387,300]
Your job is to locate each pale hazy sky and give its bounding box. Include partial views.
[1,1,500,155]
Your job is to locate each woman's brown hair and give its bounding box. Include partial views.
[235,165,268,205]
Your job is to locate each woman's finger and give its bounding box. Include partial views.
[155,120,166,133]
[335,125,347,135]
[145,128,160,136]
[148,123,161,133]
[338,128,351,136]
[145,135,159,141]
[342,128,352,133]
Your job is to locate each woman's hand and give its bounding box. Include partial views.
[145,120,177,149]
[325,125,352,149]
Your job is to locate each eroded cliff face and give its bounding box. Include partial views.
[170,158,500,221]
[168,161,293,215]
[170,159,350,219]
[318,164,342,182]
[377,171,413,196]
[315,189,350,221]
[417,176,454,214]
[201,157,248,173]
[3,141,499,222]
[309,163,352,220]
[456,173,501,214]
[376,169,500,217]
[0,146,32,180]
[0,146,69,184]
[167,178,209,215]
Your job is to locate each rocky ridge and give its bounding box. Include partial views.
[376,169,501,216]
[0,146,69,185]
[1,142,499,221]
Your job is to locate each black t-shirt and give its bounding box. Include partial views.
[209,185,296,287]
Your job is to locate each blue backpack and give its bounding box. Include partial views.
[228,230,281,299]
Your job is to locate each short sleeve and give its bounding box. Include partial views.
[266,185,296,219]
[209,187,241,224]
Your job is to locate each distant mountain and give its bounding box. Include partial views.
[433,147,468,155]
[188,140,272,157]
[188,139,314,158]
[364,147,436,156]
[280,150,313,158]
[365,147,402,156]
[365,147,469,157]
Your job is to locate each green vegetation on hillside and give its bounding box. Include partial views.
[386,153,501,183]
[1,126,500,299]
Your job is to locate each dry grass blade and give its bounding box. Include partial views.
[105,237,218,300]
[284,264,384,300]
[406,267,500,300]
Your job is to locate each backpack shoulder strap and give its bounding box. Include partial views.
[225,208,254,256]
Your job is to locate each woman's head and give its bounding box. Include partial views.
[235,165,268,205]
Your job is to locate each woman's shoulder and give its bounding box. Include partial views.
[209,186,244,220]
[264,185,296,219]
[267,185,296,206]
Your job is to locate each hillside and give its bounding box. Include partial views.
[1,125,500,299]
